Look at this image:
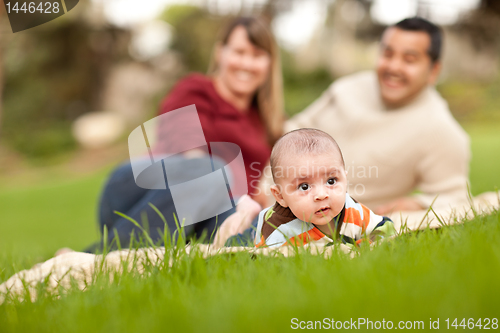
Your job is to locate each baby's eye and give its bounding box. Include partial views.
[327,178,337,185]
[298,183,310,191]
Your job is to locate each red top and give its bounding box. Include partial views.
[157,73,272,196]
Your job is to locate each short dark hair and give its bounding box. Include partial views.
[393,17,442,63]
[270,128,345,182]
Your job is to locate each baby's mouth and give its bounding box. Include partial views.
[315,207,331,216]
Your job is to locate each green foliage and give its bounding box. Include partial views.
[160,4,200,27]
[464,124,500,195]
[281,50,333,117]
[159,5,225,73]
[0,169,107,275]
[438,80,500,123]
[5,121,76,159]
[2,19,130,159]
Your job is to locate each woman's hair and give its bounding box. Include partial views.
[208,16,284,145]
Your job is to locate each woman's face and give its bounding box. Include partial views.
[216,25,271,99]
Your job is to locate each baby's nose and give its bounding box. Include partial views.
[314,187,329,201]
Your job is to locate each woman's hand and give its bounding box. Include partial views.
[182,148,208,159]
[213,195,262,248]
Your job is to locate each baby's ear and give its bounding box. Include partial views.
[270,184,288,207]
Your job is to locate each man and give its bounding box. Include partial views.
[284,17,470,215]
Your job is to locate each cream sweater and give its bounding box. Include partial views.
[285,71,470,209]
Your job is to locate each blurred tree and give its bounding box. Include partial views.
[159,5,224,73]
[481,0,500,15]
[0,3,7,138]
[454,0,500,52]
[0,48,2,138]
[0,43,3,141]
[2,3,131,159]
[260,0,293,23]
[325,0,382,41]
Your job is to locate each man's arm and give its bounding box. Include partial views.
[412,121,471,210]
[373,197,424,215]
[414,127,470,209]
[373,111,470,215]
[376,121,470,214]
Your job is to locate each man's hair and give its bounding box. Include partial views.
[393,17,442,63]
[270,128,345,182]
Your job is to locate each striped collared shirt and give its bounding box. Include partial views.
[255,193,395,248]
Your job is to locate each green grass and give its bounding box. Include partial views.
[0,212,499,332]
[0,122,499,332]
[464,123,500,195]
[0,170,107,279]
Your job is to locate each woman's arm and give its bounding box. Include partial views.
[213,195,262,248]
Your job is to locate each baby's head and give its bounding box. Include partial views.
[270,128,347,225]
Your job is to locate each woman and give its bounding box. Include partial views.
[84,16,284,252]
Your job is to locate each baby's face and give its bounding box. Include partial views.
[272,152,347,226]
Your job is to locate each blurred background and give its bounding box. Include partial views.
[0,0,499,267]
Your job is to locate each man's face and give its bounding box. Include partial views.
[376,27,441,108]
[271,152,347,226]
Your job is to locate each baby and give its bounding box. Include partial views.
[255,128,395,248]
